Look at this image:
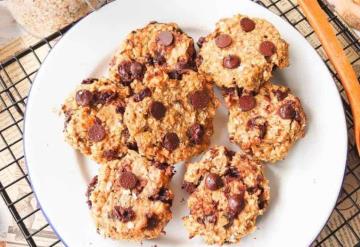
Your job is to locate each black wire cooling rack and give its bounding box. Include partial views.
[0,0,359,246]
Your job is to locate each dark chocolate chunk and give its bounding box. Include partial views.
[112,206,136,222]
[162,132,180,151]
[223,55,240,69]
[205,173,223,191]
[119,171,138,189]
[76,90,93,106]
[187,124,205,144]
[88,122,106,142]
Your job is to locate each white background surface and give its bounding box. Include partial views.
[23,0,347,246]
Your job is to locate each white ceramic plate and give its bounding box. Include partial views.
[24,0,348,246]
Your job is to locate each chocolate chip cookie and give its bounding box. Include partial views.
[62,78,135,164]
[109,21,196,87]
[227,82,306,163]
[88,150,174,240]
[198,14,289,93]
[182,146,270,245]
[124,67,219,164]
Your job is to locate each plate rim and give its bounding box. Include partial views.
[22,0,348,246]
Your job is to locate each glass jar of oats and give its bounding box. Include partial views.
[5,0,106,38]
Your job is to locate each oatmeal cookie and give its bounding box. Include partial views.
[62,78,135,164]
[227,82,306,163]
[124,67,219,164]
[198,14,289,93]
[109,21,196,86]
[88,150,174,240]
[182,146,270,245]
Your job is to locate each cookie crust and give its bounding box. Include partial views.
[182,146,270,245]
[198,14,289,93]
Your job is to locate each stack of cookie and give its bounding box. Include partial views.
[61,14,306,245]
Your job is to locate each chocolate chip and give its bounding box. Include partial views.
[258,198,266,210]
[168,70,182,80]
[149,188,173,205]
[76,90,93,106]
[224,215,235,229]
[278,103,296,120]
[223,55,240,69]
[162,132,180,151]
[224,149,236,161]
[247,118,267,139]
[223,87,236,96]
[240,17,256,32]
[81,78,96,84]
[259,41,276,57]
[247,186,258,195]
[88,123,106,142]
[197,37,205,48]
[115,103,126,114]
[187,124,205,144]
[119,171,138,189]
[182,181,197,194]
[189,90,210,109]
[145,54,154,65]
[133,179,147,195]
[113,206,136,222]
[196,217,205,225]
[121,128,130,140]
[134,87,152,102]
[195,55,203,68]
[153,161,175,177]
[150,101,166,120]
[86,175,98,208]
[93,91,118,105]
[130,62,145,80]
[146,215,159,229]
[205,214,217,224]
[157,31,174,46]
[215,34,232,48]
[273,89,288,101]
[149,20,158,24]
[118,61,133,86]
[228,193,245,215]
[294,111,302,122]
[247,118,256,129]
[152,161,169,170]
[224,167,240,183]
[153,52,166,65]
[238,95,256,111]
[188,43,196,57]
[258,124,267,139]
[102,150,118,161]
[127,142,138,152]
[175,59,191,71]
[205,173,223,191]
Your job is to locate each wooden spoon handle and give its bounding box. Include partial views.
[298,0,360,154]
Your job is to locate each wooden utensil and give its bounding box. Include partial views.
[298,0,360,155]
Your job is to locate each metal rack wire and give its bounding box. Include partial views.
[0,0,359,246]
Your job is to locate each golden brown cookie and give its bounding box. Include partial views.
[62,78,135,164]
[198,14,289,93]
[182,146,270,245]
[226,82,306,163]
[109,21,196,87]
[88,150,174,240]
[124,67,219,164]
